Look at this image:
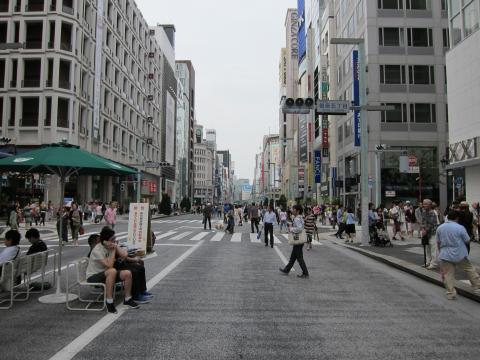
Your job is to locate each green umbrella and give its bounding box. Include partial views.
[0,141,137,303]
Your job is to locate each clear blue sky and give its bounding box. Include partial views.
[136,0,296,182]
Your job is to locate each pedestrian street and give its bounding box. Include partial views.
[1,214,480,360]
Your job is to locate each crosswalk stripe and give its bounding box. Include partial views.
[250,233,261,243]
[170,231,192,240]
[190,232,209,241]
[231,233,242,242]
[273,235,282,244]
[156,231,176,240]
[210,232,224,242]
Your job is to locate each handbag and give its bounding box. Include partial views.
[79,226,85,235]
[288,230,307,245]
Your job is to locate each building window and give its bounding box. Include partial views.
[0,58,4,88]
[379,27,405,46]
[408,65,435,84]
[451,15,462,45]
[410,103,436,123]
[380,65,406,84]
[407,28,433,47]
[464,0,480,37]
[9,97,15,126]
[441,0,447,11]
[442,28,450,47]
[378,0,403,10]
[450,0,460,15]
[381,103,407,122]
[0,22,6,43]
[406,0,428,10]
[45,96,51,126]
[57,97,69,128]
[23,58,41,87]
[21,97,39,126]
[0,97,3,126]
[25,21,43,49]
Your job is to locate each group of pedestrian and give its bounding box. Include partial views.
[7,200,52,231]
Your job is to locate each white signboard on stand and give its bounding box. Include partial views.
[127,203,149,254]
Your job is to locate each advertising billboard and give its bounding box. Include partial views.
[353,50,361,147]
[297,0,306,63]
[299,116,308,163]
[314,150,322,183]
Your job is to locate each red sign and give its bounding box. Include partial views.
[150,182,157,193]
[322,128,329,147]
[408,155,417,167]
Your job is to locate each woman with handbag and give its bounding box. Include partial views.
[279,205,309,278]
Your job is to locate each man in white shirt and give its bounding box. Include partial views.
[263,205,277,248]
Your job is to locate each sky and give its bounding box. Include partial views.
[136,0,297,182]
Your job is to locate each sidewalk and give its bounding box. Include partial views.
[320,227,480,303]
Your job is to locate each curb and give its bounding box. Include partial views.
[332,240,480,303]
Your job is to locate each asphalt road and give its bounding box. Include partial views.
[2,214,480,360]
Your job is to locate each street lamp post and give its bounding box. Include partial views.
[330,37,369,246]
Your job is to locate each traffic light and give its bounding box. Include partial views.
[282,98,315,114]
[159,162,171,167]
[120,183,125,192]
[375,144,387,151]
[0,137,11,144]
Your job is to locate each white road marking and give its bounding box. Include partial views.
[230,233,242,242]
[154,244,195,247]
[190,232,209,241]
[250,233,261,243]
[48,241,204,360]
[155,231,177,240]
[210,232,224,242]
[274,246,289,265]
[170,231,192,240]
[273,235,282,244]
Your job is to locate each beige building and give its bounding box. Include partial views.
[0,0,176,205]
[193,123,214,204]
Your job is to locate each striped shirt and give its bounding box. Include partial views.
[304,214,316,234]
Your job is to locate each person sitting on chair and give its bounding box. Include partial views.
[25,228,47,255]
[85,227,139,313]
[0,230,21,276]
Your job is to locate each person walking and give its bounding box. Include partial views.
[23,202,32,229]
[345,208,356,243]
[436,210,480,300]
[279,208,288,233]
[203,203,212,230]
[104,203,117,230]
[279,205,309,278]
[249,202,260,234]
[334,205,345,239]
[69,202,83,246]
[56,206,69,244]
[304,207,316,250]
[420,199,439,270]
[263,205,276,248]
[8,205,19,231]
[39,201,47,226]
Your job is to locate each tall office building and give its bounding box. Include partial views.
[0,0,177,205]
[193,123,214,204]
[176,60,195,202]
[445,0,480,202]
[312,0,449,208]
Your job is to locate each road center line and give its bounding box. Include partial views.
[48,240,204,360]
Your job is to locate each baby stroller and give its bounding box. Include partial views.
[370,221,393,247]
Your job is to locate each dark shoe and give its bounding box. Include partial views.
[106,302,117,314]
[133,294,151,304]
[271,245,274,248]
[297,274,309,279]
[123,298,139,309]
[279,268,288,275]
[265,244,268,247]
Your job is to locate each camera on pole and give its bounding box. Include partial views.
[282,97,315,114]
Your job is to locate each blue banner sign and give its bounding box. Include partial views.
[297,0,306,63]
[314,150,322,183]
[353,50,360,147]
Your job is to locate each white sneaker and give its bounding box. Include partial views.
[426,265,437,270]
[446,294,457,300]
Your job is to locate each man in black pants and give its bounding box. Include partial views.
[263,205,276,248]
[249,203,259,233]
[203,203,212,230]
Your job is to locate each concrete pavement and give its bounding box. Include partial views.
[1,215,480,359]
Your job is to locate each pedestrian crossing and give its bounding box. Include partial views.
[36,226,323,246]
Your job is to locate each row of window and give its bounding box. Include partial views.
[378,0,448,11]
[380,64,438,85]
[378,27,440,47]
[450,0,480,46]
